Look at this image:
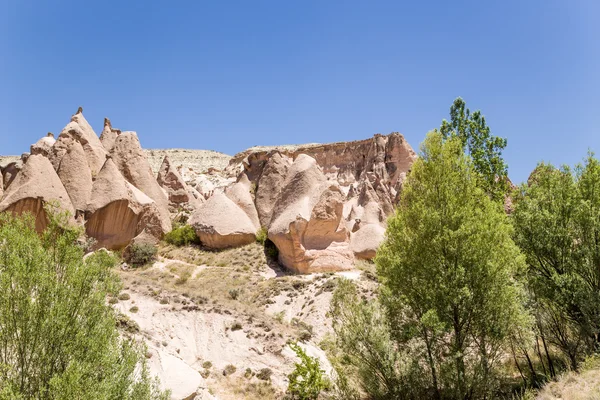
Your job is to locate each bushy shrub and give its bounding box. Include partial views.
[256,227,268,245]
[287,343,330,399]
[126,242,158,266]
[223,364,237,376]
[256,368,273,381]
[164,225,200,247]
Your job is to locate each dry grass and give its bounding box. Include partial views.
[536,357,600,400]
[159,242,267,270]
[213,376,282,400]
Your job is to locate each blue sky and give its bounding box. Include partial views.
[1,1,598,183]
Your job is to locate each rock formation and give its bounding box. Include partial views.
[50,108,108,176]
[255,152,292,227]
[99,118,121,152]
[30,133,56,157]
[268,155,353,273]
[189,191,257,249]
[85,158,165,250]
[228,132,416,189]
[0,154,75,232]
[110,132,172,233]
[157,155,202,213]
[57,141,93,213]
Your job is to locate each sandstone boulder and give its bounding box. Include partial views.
[0,154,75,232]
[110,131,171,233]
[85,158,166,250]
[350,223,386,259]
[189,191,257,249]
[269,154,353,273]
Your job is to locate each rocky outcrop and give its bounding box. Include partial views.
[255,152,292,227]
[50,108,108,176]
[228,132,416,189]
[57,141,93,212]
[189,191,257,249]
[157,156,202,213]
[0,167,3,198]
[0,155,75,232]
[1,160,22,191]
[224,173,260,230]
[350,223,386,259]
[30,133,56,157]
[99,118,121,152]
[110,131,172,233]
[85,158,165,250]
[268,155,353,273]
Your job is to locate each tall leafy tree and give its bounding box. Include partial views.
[0,211,168,399]
[376,132,528,399]
[440,97,509,201]
[511,154,600,370]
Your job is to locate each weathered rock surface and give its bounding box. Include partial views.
[0,154,75,232]
[255,152,292,227]
[86,158,165,250]
[57,141,93,212]
[189,191,257,249]
[110,131,172,233]
[1,159,22,191]
[50,108,108,176]
[99,118,121,152]
[268,155,353,273]
[157,155,202,213]
[224,173,260,230]
[350,223,386,259]
[228,132,416,189]
[30,133,56,157]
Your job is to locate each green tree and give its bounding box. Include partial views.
[330,279,424,400]
[376,132,528,399]
[287,342,330,400]
[511,154,600,370]
[440,97,509,201]
[0,211,169,399]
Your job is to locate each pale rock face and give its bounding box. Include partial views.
[188,191,256,249]
[99,118,121,152]
[224,173,260,230]
[157,155,202,213]
[109,131,172,233]
[0,154,75,232]
[351,223,386,259]
[228,132,417,188]
[0,168,3,198]
[1,161,21,191]
[50,109,108,176]
[30,133,56,157]
[255,151,292,227]
[85,159,165,250]
[268,155,354,273]
[57,141,93,212]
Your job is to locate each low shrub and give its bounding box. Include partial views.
[287,343,330,399]
[126,243,157,266]
[256,227,268,245]
[164,225,200,246]
[256,368,273,381]
[223,364,237,376]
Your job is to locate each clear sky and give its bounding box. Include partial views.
[1,1,598,183]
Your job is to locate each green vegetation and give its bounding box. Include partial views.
[127,242,158,266]
[286,343,330,400]
[256,227,268,245]
[440,97,509,201]
[0,211,168,399]
[164,224,200,246]
[512,154,600,373]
